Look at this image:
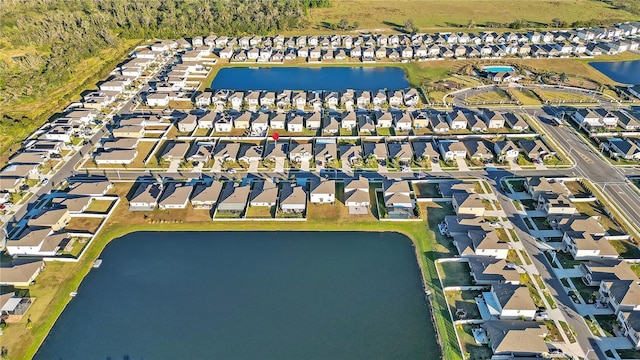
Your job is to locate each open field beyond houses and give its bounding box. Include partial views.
[305,0,640,31]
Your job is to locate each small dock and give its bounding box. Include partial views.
[93,259,102,268]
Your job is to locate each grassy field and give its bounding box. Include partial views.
[3,184,463,360]
[0,39,141,164]
[510,89,542,105]
[536,89,597,103]
[85,199,116,213]
[437,262,474,287]
[303,0,639,32]
[454,324,493,360]
[465,89,511,104]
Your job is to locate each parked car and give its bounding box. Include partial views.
[41,178,49,186]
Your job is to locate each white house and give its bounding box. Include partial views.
[310,179,335,204]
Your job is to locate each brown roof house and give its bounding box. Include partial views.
[27,208,71,231]
[249,180,279,207]
[158,182,193,209]
[5,227,68,257]
[128,182,162,211]
[279,183,306,213]
[557,216,617,261]
[481,320,549,357]
[310,179,335,204]
[483,283,537,320]
[190,181,224,209]
[468,257,521,285]
[0,260,46,287]
[451,191,485,216]
[217,183,250,214]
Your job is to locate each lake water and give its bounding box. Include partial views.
[590,60,640,84]
[210,67,410,91]
[35,231,438,360]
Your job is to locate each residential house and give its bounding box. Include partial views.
[358,114,376,134]
[190,181,224,209]
[305,112,322,130]
[525,177,570,200]
[217,183,250,213]
[279,183,306,213]
[504,113,529,131]
[249,180,278,207]
[160,142,190,162]
[363,142,388,161]
[412,141,440,162]
[232,111,251,130]
[269,113,286,130]
[213,142,240,165]
[314,142,338,167]
[464,140,494,163]
[214,113,233,132]
[452,191,485,217]
[289,142,313,163]
[439,140,467,161]
[322,115,340,135]
[177,114,198,133]
[618,310,640,349]
[387,142,413,163]
[394,112,412,132]
[447,110,468,130]
[468,257,521,285]
[340,144,363,166]
[158,182,193,209]
[454,229,509,258]
[494,140,520,162]
[430,113,450,133]
[484,283,537,320]
[599,280,640,313]
[466,112,488,132]
[482,321,549,357]
[0,260,46,287]
[538,193,577,215]
[483,110,506,129]
[581,259,637,286]
[6,227,67,257]
[251,112,270,133]
[608,138,640,160]
[129,182,162,211]
[558,216,616,260]
[341,111,357,130]
[376,111,393,128]
[287,113,305,132]
[310,179,336,204]
[519,139,553,161]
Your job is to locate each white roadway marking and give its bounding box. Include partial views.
[608,184,640,220]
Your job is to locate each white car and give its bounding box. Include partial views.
[41,178,49,186]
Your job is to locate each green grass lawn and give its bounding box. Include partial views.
[610,240,640,259]
[536,89,598,103]
[573,200,623,235]
[631,264,640,278]
[570,277,599,304]
[509,179,526,192]
[617,349,640,359]
[446,290,482,320]
[595,315,617,337]
[455,324,493,360]
[554,251,582,269]
[520,199,537,211]
[506,249,522,266]
[465,89,511,104]
[245,205,275,219]
[521,273,544,309]
[414,182,441,198]
[532,217,552,230]
[85,199,115,213]
[438,262,473,287]
[510,89,541,106]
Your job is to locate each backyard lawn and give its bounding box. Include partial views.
[508,179,526,192]
[85,199,115,213]
[573,200,623,235]
[245,206,275,219]
[595,315,618,337]
[445,290,482,320]
[554,251,582,269]
[413,182,440,198]
[438,262,473,287]
[455,324,493,360]
[570,277,599,304]
[610,240,640,259]
[531,217,552,230]
[65,217,104,234]
[564,181,591,197]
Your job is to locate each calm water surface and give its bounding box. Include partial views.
[590,60,640,84]
[211,66,410,91]
[35,231,437,360]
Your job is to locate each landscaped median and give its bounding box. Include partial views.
[6,186,462,360]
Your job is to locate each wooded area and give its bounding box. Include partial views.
[0,0,329,155]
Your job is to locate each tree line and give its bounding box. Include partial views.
[0,0,330,138]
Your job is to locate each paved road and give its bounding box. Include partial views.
[491,185,604,360]
[525,107,640,235]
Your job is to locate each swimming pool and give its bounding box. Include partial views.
[483,65,515,73]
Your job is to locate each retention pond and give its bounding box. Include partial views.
[35,231,438,360]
